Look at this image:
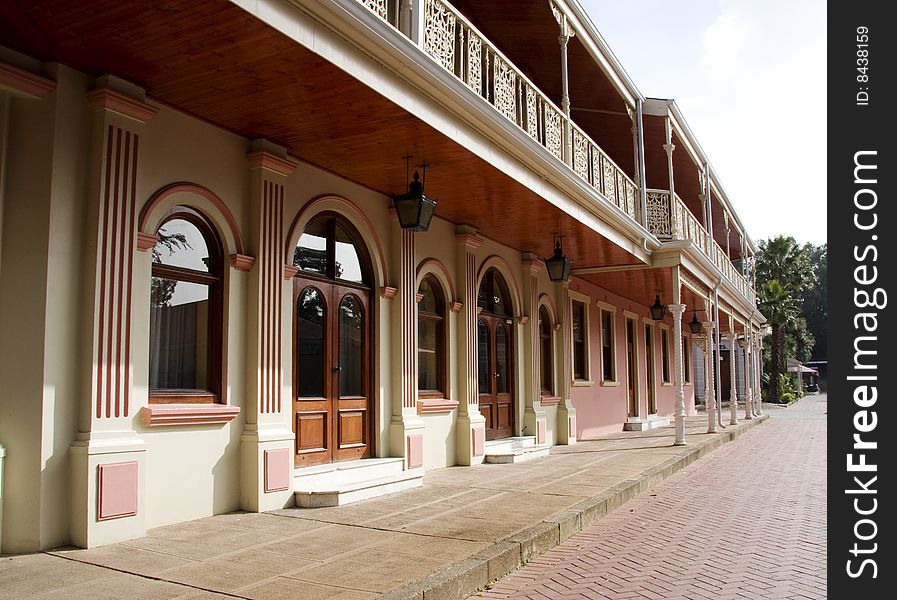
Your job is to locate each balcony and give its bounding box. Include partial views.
[356,0,640,224]
[646,190,755,304]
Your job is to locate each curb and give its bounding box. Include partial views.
[380,415,769,600]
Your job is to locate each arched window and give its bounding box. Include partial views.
[149,209,223,402]
[538,305,553,395]
[294,213,368,285]
[417,275,446,396]
[477,268,511,316]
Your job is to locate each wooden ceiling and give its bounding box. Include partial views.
[0,0,645,269]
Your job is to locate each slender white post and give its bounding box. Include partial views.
[728,332,738,425]
[669,304,687,445]
[742,336,753,420]
[703,322,717,433]
[755,336,764,415]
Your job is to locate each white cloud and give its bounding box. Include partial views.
[702,13,749,81]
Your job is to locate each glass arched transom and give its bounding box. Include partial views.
[149,209,223,401]
[294,214,369,285]
[477,268,512,317]
[417,275,446,395]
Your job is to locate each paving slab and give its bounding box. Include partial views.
[0,413,767,599]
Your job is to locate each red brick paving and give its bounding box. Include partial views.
[475,395,827,600]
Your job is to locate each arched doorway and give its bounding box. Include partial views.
[477,268,515,440]
[292,213,373,467]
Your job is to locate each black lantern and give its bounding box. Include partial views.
[689,310,703,334]
[649,293,666,321]
[393,163,437,232]
[544,237,572,282]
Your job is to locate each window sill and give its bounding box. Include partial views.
[600,380,620,387]
[539,396,561,406]
[417,398,459,414]
[662,382,673,387]
[142,404,241,427]
[571,380,594,387]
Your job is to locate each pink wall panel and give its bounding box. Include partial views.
[98,461,138,520]
[264,448,291,493]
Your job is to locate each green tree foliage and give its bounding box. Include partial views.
[755,236,812,402]
[800,243,827,360]
[755,237,827,401]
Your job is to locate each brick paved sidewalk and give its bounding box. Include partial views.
[475,395,827,600]
[0,412,769,600]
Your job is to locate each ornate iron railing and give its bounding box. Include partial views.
[647,190,754,304]
[353,0,640,224]
[570,122,639,221]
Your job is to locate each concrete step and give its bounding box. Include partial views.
[293,468,423,508]
[292,457,405,489]
[622,415,671,431]
[483,436,537,454]
[484,438,551,464]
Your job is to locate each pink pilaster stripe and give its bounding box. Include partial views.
[96,125,113,418]
[260,181,270,413]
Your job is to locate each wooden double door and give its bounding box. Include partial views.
[293,277,371,467]
[478,315,514,440]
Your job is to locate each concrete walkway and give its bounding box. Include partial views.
[0,414,767,600]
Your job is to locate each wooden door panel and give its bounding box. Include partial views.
[479,402,494,430]
[296,411,327,453]
[337,409,366,447]
[333,286,371,461]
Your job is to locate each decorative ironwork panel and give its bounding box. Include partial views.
[590,147,601,192]
[616,172,626,210]
[359,0,388,20]
[544,106,563,159]
[572,129,589,182]
[672,199,684,239]
[602,155,616,205]
[493,55,517,122]
[425,0,456,72]
[466,29,482,95]
[625,181,637,219]
[524,88,539,142]
[646,191,672,237]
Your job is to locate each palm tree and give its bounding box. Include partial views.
[755,236,812,402]
[759,279,798,402]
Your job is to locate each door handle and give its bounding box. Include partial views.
[493,372,500,378]
[334,366,342,372]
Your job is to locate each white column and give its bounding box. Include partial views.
[663,117,678,239]
[454,226,486,464]
[551,1,575,165]
[741,336,753,420]
[755,336,764,415]
[669,304,687,445]
[728,331,738,425]
[241,141,295,512]
[71,79,157,548]
[703,322,717,433]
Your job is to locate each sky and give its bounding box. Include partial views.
[579,0,827,246]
